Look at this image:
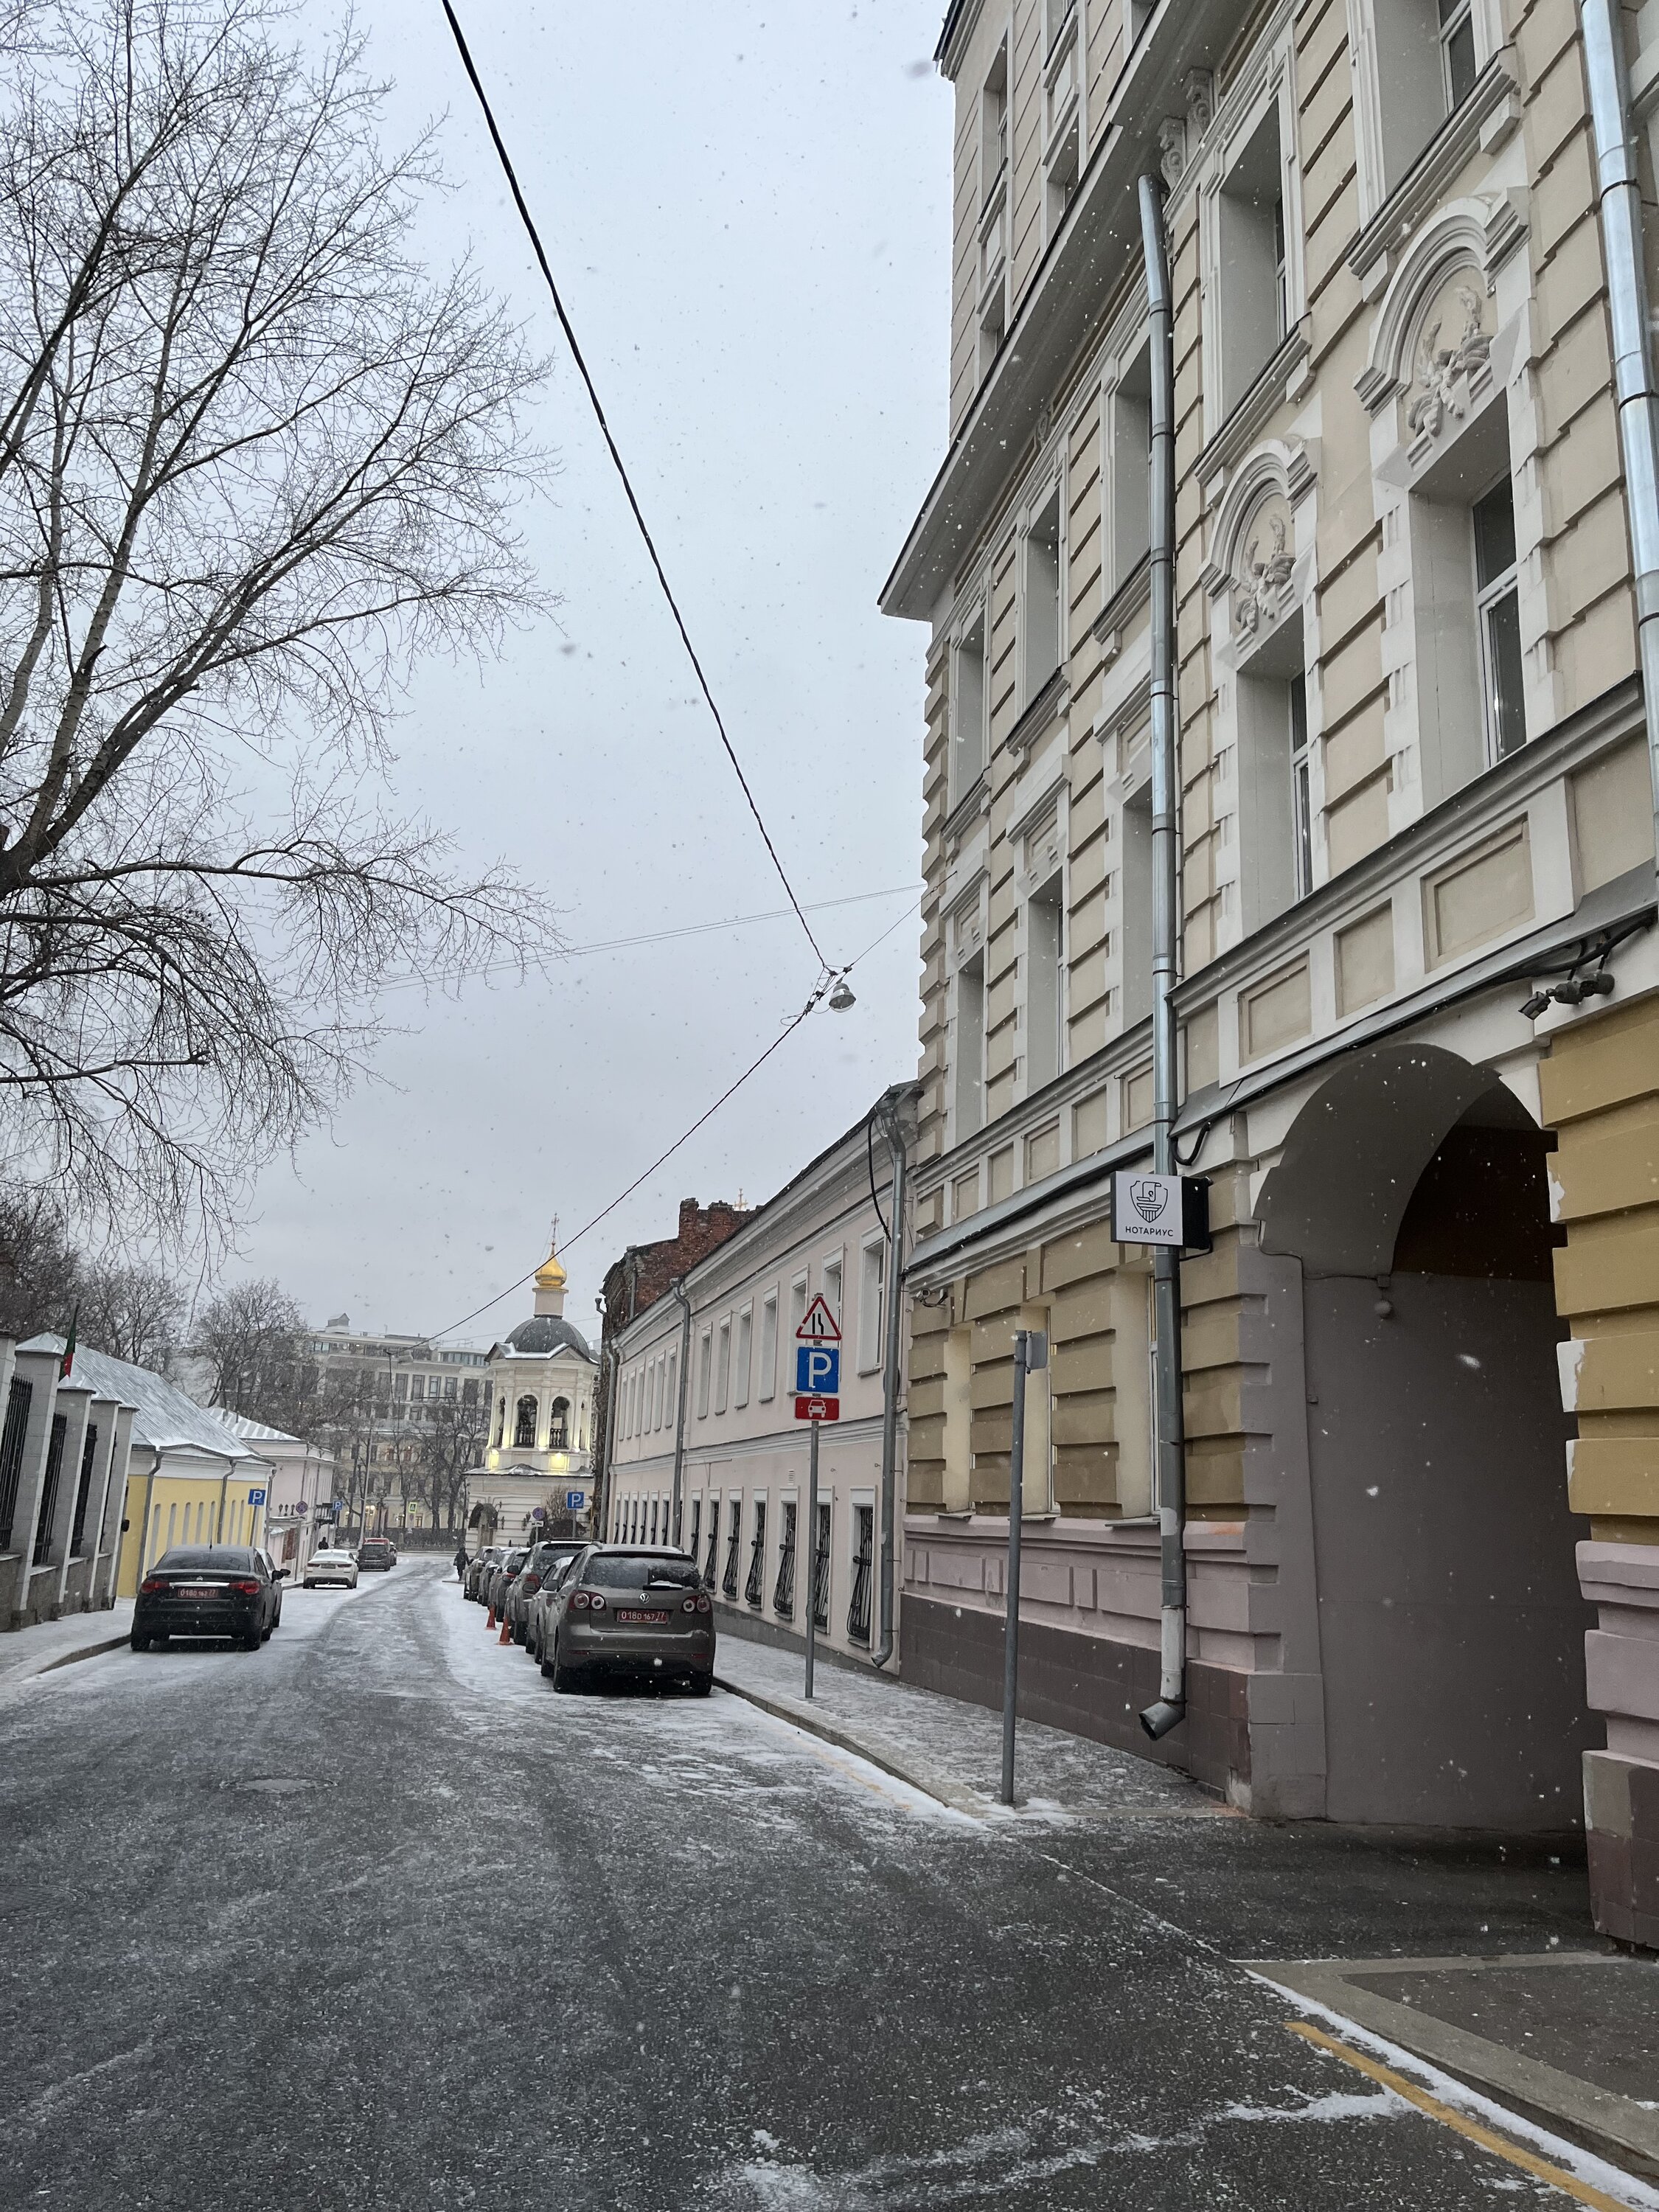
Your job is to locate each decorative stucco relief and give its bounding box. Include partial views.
[1234,494,1295,639]
[1405,274,1492,446]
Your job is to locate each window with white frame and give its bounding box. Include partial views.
[980,40,1008,204]
[1234,599,1310,931]
[664,1351,677,1430]
[1290,670,1313,899]
[955,953,987,1139]
[1026,868,1065,1091]
[951,611,988,804]
[789,1272,807,1350]
[715,1318,731,1413]
[1109,342,1152,591]
[1373,0,1484,197]
[759,1290,779,1402]
[1025,488,1062,697]
[1473,477,1524,765]
[822,1256,843,1336]
[1217,103,1287,414]
[734,1305,753,1409]
[858,1238,886,1373]
[697,1329,712,1418]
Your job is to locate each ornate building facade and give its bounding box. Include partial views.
[884,0,1658,1931]
[473,1241,599,1541]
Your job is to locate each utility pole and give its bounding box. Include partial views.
[1001,1327,1047,1806]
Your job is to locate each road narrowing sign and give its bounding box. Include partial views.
[795,1298,841,1421]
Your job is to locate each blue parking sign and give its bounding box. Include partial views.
[795,1344,840,1397]
[566,1490,585,1511]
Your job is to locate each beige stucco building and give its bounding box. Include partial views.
[606,1099,909,1666]
[884,0,1659,1927]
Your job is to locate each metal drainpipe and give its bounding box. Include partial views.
[870,1089,912,1669]
[669,1278,693,1548]
[1581,0,1659,880]
[1138,170,1191,1744]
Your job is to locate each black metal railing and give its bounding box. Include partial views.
[722,1505,742,1601]
[0,1376,32,1549]
[69,1423,98,1554]
[846,1505,874,1645]
[744,1503,766,1607]
[689,1500,700,1568]
[32,1413,66,1565]
[704,1503,720,1587]
[812,1502,831,1630]
[773,1502,796,1617]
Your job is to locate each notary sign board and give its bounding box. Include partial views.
[1108,1169,1212,1253]
[794,1294,841,1422]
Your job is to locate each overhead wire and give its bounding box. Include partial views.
[422,894,920,1345]
[439,0,832,978]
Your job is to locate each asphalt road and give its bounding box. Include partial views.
[0,1557,1631,2210]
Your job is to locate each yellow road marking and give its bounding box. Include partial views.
[1287,2021,1636,2211]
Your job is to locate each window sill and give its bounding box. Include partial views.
[1346,52,1522,296]
[942,769,991,857]
[1194,317,1312,495]
[1005,665,1070,762]
[1092,553,1151,661]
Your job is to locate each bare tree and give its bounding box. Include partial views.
[195,1274,310,1423]
[418,1392,485,1536]
[0,1,556,1240]
[0,1186,80,1336]
[79,1257,183,1366]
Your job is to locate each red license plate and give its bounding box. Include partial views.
[178,1584,223,1596]
[616,1609,669,1624]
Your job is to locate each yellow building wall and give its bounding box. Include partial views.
[1540,989,1659,1541]
[114,1472,268,1596]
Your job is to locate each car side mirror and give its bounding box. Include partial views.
[274,1568,290,1580]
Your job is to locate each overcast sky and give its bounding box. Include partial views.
[229,1,953,1346]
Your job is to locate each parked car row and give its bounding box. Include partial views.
[462,1540,716,1694]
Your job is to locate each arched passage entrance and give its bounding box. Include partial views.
[1258,1043,1591,1829]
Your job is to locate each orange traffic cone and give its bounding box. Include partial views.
[498,1616,512,1645]
[485,1605,496,1630]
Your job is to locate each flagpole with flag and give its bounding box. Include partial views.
[60,1304,77,1380]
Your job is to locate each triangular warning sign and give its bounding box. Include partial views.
[796,1293,841,1341]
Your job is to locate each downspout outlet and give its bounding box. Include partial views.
[1139,1697,1186,1742]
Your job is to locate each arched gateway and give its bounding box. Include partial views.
[1258,1043,1591,1829]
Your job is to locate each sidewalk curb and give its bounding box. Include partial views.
[1246,1956,1659,2188]
[714,1673,989,1818]
[0,1627,130,1697]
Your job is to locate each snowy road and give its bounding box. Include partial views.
[0,1557,1639,2210]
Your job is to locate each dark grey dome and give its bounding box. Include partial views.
[505,1314,592,1359]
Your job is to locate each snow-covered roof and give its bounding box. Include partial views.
[211,1409,305,1447]
[20,1336,268,1464]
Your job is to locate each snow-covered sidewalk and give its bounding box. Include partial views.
[0,1599,133,1694]
[713,1627,1227,1820]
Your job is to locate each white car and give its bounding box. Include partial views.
[302,1547,359,1589]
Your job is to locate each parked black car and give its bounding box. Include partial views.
[132,1547,285,1652]
[357,1538,397,1572]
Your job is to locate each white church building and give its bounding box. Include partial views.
[469,1240,598,1543]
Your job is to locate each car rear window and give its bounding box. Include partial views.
[156,1548,254,1572]
[585,1554,702,1591]
[504,1550,529,1569]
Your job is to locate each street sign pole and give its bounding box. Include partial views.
[804,1419,819,1703]
[1001,1328,1047,1808]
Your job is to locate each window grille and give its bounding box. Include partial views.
[704,1500,720,1587]
[689,1498,701,1566]
[33,1413,66,1565]
[0,1376,32,1548]
[812,1501,832,1631]
[650,1498,659,1547]
[744,1501,767,1608]
[773,1502,796,1617]
[722,1502,742,1601]
[69,1424,98,1554]
[846,1505,874,1645]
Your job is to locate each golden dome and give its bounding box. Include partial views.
[534,1245,567,1292]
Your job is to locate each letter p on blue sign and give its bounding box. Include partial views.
[795,1344,840,1397]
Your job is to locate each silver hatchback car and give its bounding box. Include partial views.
[540,1547,714,1695]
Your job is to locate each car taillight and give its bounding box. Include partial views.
[695,1593,712,1613]
[588,1592,606,1611]
[681,1596,697,1613]
[139,1576,166,1594]
[229,1579,260,1595]
[570,1590,588,1609]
